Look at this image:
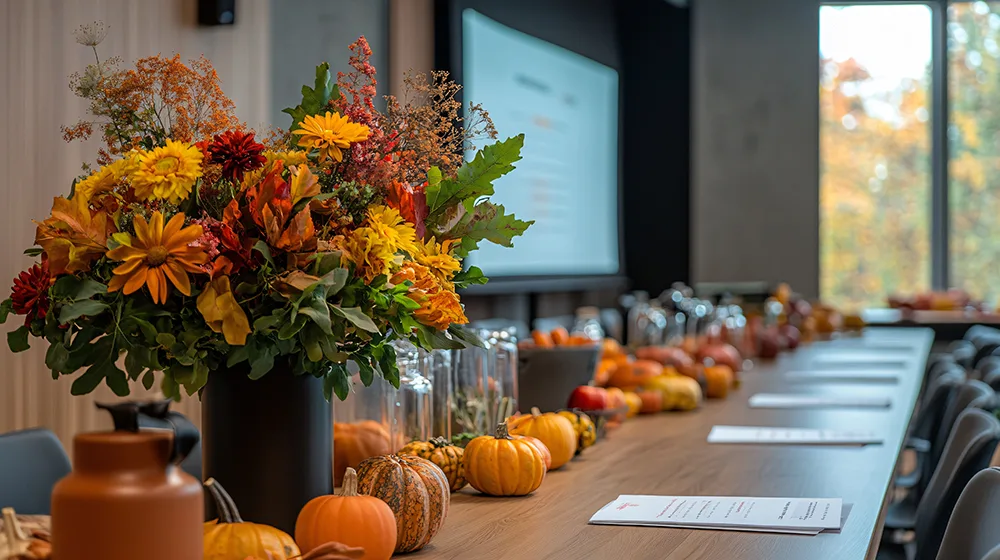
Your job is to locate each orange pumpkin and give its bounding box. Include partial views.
[604,387,628,422]
[594,359,617,387]
[203,478,300,560]
[638,391,663,414]
[333,421,392,486]
[508,407,578,469]
[465,422,547,496]
[295,468,397,560]
[608,359,663,390]
[704,365,734,399]
[513,434,552,469]
[635,346,697,378]
[601,337,624,359]
[623,391,642,418]
[531,330,554,348]
[550,326,570,346]
[356,454,449,554]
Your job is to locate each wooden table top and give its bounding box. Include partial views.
[413,328,934,560]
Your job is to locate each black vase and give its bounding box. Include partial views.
[201,362,332,534]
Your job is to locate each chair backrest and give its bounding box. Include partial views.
[934,468,1000,560]
[914,372,966,443]
[933,381,995,470]
[965,325,1000,343]
[917,409,1000,560]
[0,428,71,514]
[979,356,1000,386]
[972,335,1000,370]
[950,340,977,371]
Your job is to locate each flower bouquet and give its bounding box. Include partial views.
[1,24,531,402]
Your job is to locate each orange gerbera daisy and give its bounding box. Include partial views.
[292,111,370,162]
[106,211,208,304]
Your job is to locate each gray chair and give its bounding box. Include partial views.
[888,380,994,530]
[935,467,1000,560]
[0,428,71,514]
[880,409,1000,560]
[893,373,966,492]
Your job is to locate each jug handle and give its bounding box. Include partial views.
[161,410,200,466]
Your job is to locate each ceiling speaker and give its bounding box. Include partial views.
[198,0,236,26]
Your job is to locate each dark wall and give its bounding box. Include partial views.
[618,0,691,295]
[435,0,692,321]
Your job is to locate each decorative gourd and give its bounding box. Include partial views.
[703,365,734,399]
[294,468,397,560]
[399,438,467,492]
[1,507,51,560]
[464,422,546,496]
[637,391,663,414]
[607,359,663,390]
[513,434,552,469]
[203,478,300,560]
[508,407,577,469]
[298,542,367,560]
[644,375,702,411]
[556,410,597,453]
[623,391,642,418]
[355,454,449,554]
[334,421,393,486]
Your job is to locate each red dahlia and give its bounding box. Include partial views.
[10,260,50,326]
[207,130,266,182]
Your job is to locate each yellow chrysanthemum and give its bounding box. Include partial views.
[336,228,401,284]
[74,155,137,205]
[131,139,204,204]
[291,111,370,162]
[366,205,419,256]
[106,211,208,304]
[264,149,308,167]
[415,237,461,287]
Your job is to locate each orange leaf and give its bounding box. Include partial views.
[34,196,113,275]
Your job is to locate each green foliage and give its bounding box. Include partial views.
[282,62,340,132]
[446,202,534,258]
[425,135,525,220]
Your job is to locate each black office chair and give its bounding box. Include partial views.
[0,428,71,514]
[896,372,966,491]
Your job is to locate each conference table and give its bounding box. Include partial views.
[414,328,935,560]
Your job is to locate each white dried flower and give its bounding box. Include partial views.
[72,21,109,47]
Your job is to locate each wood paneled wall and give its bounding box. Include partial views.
[0,0,271,450]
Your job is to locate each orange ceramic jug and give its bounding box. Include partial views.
[51,400,203,560]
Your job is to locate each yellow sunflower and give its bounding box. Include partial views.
[106,211,208,304]
[292,111,370,162]
[131,139,204,204]
[366,205,419,255]
[415,237,461,287]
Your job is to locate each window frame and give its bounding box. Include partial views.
[821,0,954,291]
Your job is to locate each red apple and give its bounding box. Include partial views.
[697,343,743,372]
[779,324,801,350]
[758,328,780,359]
[568,385,608,411]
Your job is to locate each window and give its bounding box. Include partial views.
[819,5,933,310]
[949,2,1000,302]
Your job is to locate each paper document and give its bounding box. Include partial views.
[785,370,899,383]
[748,393,892,409]
[810,358,909,369]
[707,425,882,445]
[589,495,844,535]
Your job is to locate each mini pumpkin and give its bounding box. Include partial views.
[295,468,397,560]
[703,365,734,399]
[334,421,393,486]
[465,422,546,496]
[508,407,577,469]
[356,454,450,554]
[203,478,300,560]
[556,410,597,453]
[623,391,642,417]
[399,437,467,492]
[513,434,552,469]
